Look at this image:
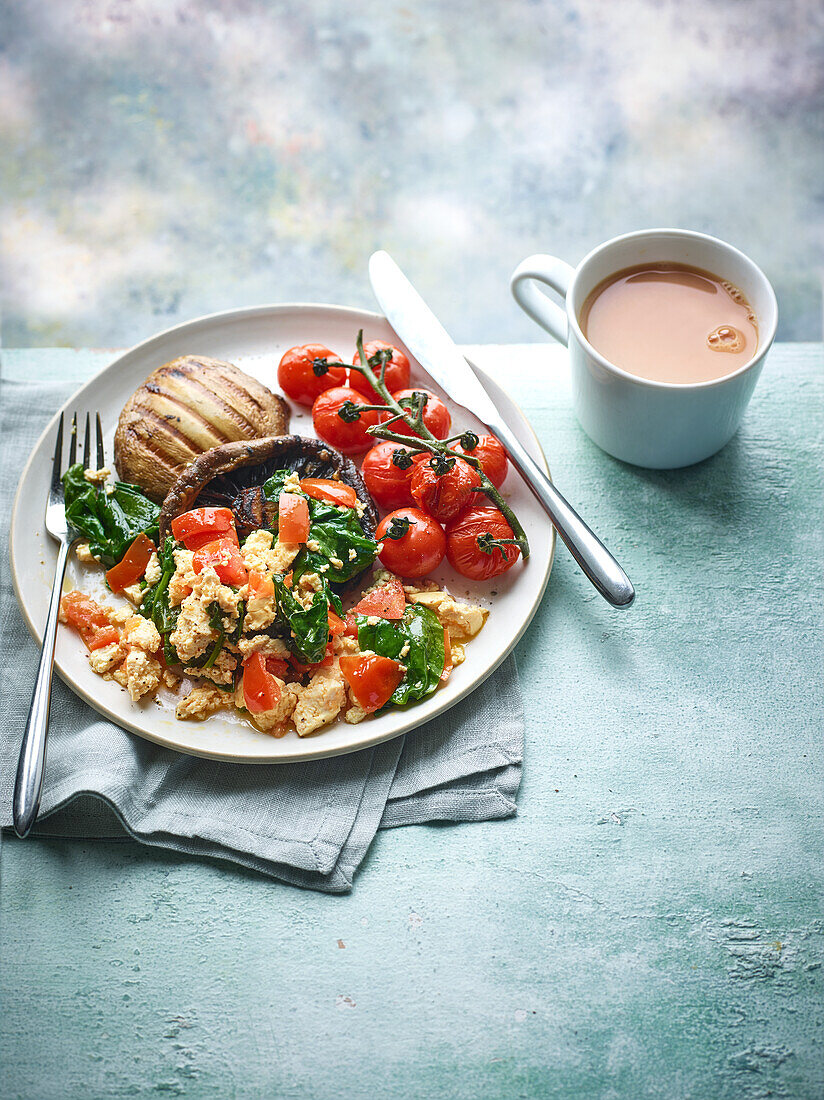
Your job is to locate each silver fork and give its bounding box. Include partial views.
[13,411,105,838]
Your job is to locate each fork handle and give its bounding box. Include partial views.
[13,539,72,838]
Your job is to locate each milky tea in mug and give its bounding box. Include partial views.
[579,263,759,385]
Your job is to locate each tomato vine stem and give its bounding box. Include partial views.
[349,330,530,559]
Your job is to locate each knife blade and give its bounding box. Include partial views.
[368,250,635,608]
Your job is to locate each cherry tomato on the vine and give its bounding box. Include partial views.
[375,507,446,578]
[449,432,508,489]
[350,341,411,397]
[360,442,419,511]
[409,453,481,523]
[312,386,380,454]
[384,389,452,440]
[445,505,521,580]
[277,344,348,406]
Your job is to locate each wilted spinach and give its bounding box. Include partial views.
[261,474,377,583]
[272,575,330,665]
[63,463,159,567]
[355,604,445,706]
[138,536,179,664]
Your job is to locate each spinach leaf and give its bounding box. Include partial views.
[262,469,296,504]
[272,575,329,664]
[261,473,377,583]
[355,604,445,706]
[138,536,180,664]
[63,462,160,567]
[305,508,377,583]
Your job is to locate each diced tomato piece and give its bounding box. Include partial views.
[248,569,275,599]
[87,625,122,651]
[105,532,156,594]
[60,591,120,650]
[352,577,406,620]
[343,612,359,638]
[171,507,237,550]
[278,493,310,543]
[242,651,282,714]
[61,591,110,631]
[283,571,294,589]
[440,627,453,683]
[327,607,346,636]
[264,655,290,679]
[192,538,248,587]
[183,527,239,552]
[299,478,358,510]
[339,653,404,712]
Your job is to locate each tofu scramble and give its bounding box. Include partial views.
[60,467,488,739]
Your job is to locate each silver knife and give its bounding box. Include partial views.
[368,250,635,608]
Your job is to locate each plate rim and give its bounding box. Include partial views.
[9,302,555,763]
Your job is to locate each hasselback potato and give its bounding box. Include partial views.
[114,356,289,501]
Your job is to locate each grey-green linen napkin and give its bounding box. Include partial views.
[0,373,523,892]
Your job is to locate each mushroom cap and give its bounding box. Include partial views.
[158,435,379,542]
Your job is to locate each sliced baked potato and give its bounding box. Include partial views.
[114,356,289,501]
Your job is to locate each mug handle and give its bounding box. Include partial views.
[510,254,575,346]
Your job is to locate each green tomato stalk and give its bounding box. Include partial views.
[346,330,530,560]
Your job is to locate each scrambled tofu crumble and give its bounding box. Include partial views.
[63,504,489,739]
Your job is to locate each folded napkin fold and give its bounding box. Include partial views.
[0,370,523,892]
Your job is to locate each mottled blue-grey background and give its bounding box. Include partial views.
[1,0,822,348]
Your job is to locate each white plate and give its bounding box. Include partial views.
[10,304,554,763]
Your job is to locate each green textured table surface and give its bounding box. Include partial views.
[1,343,822,1100]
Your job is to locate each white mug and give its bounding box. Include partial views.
[510,229,778,469]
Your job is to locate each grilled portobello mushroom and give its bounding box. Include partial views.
[114,356,290,501]
[158,435,378,542]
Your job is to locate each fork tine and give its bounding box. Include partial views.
[82,413,91,468]
[96,412,105,468]
[68,412,78,467]
[51,413,65,491]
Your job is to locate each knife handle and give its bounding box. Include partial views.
[484,413,635,608]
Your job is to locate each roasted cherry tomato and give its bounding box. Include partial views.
[171,507,238,550]
[278,492,310,543]
[360,442,418,511]
[60,591,120,650]
[299,477,358,510]
[351,576,406,619]
[243,651,282,713]
[445,505,521,580]
[192,537,249,587]
[105,532,156,594]
[409,453,481,523]
[375,507,446,578]
[449,433,508,489]
[312,386,380,454]
[277,344,348,407]
[339,653,404,713]
[350,340,411,397]
[384,388,452,440]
